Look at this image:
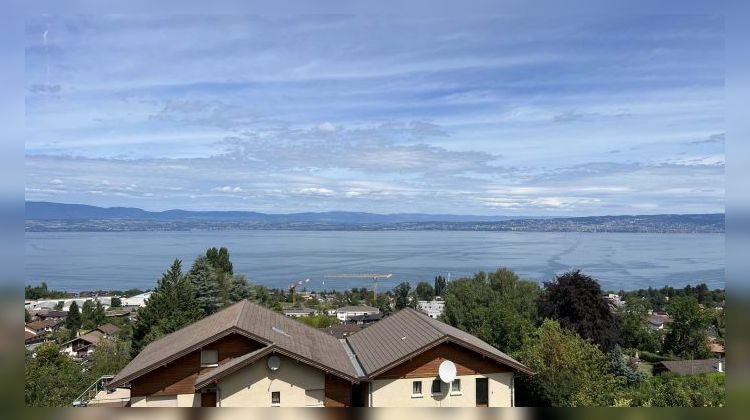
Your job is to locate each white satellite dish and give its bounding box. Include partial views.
[438,360,456,383]
[267,355,281,372]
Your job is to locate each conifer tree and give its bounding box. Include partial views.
[65,301,81,332]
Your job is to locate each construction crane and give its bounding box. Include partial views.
[324,273,393,299]
[288,278,310,305]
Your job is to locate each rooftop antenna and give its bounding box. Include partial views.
[324,273,393,300]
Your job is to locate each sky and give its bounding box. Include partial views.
[24,14,724,215]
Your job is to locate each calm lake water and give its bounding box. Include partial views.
[25,230,725,292]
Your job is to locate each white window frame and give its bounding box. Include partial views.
[450,378,462,395]
[411,380,423,398]
[200,349,219,367]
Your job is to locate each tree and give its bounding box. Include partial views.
[538,270,620,351]
[393,282,414,309]
[131,259,202,354]
[80,300,96,330]
[414,282,435,301]
[617,373,724,407]
[110,297,122,307]
[206,246,233,274]
[25,342,92,407]
[515,319,623,407]
[91,301,107,328]
[65,301,81,332]
[617,296,661,353]
[25,309,31,323]
[663,296,711,359]
[608,345,645,385]
[88,339,132,379]
[188,255,221,315]
[54,301,64,310]
[434,275,447,297]
[441,268,540,355]
[229,274,252,302]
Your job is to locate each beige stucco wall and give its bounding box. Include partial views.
[370,373,514,407]
[217,354,326,407]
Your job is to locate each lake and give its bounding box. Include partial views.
[25,230,725,292]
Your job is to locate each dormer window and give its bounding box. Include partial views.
[200,349,218,367]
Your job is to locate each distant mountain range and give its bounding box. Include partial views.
[25,201,725,233]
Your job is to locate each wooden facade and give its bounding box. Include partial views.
[131,333,264,397]
[374,341,512,380]
[324,374,353,407]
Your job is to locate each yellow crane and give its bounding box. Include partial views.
[323,273,393,299]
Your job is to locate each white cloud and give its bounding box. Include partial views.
[213,186,244,193]
[318,121,337,132]
[49,178,64,185]
[296,187,335,197]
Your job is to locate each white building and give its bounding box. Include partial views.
[417,299,445,319]
[335,305,380,322]
[283,307,317,318]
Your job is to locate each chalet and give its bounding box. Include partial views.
[107,299,531,407]
[91,323,121,338]
[26,318,64,335]
[647,314,673,330]
[61,330,104,358]
[653,359,724,376]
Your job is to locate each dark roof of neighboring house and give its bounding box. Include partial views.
[62,330,105,347]
[109,300,360,388]
[346,308,533,376]
[26,318,63,331]
[93,323,121,335]
[337,305,379,313]
[39,310,68,318]
[323,324,365,339]
[344,313,383,322]
[647,314,673,325]
[25,330,37,341]
[655,359,723,375]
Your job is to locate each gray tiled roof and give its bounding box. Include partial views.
[346,307,532,376]
[656,359,723,375]
[110,300,359,388]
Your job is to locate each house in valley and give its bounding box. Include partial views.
[105,299,531,407]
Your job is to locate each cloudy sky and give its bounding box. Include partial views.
[24,14,724,215]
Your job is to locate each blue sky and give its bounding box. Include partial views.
[24,14,724,215]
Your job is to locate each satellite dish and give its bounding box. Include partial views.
[267,355,281,371]
[438,360,456,383]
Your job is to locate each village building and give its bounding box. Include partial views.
[105,299,531,407]
[653,359,724,376]
[647,313,673,330]
[417,298,445,319]
[61,330,105,359]
[334,305,380,322]
[282,307,317,318]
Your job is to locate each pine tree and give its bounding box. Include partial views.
[65,301,81,332]
[188,255,221,315]
[80,300,96,330]
[132,259,202,355]
[93,301,106,327]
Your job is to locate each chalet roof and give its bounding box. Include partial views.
[283,307,316,313]
[346,307,533,376]
[109,300,360,388]
[26,318,63,331]
[655,359,723,375]
[62,330,104,347]
[93,323,121,335]
[25,330,37,341]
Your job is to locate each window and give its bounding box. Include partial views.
[271,391,281,406]
[451,379,461,394]
[431,379,442,394]
[412,380,422,397]
[200,349,218,367]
